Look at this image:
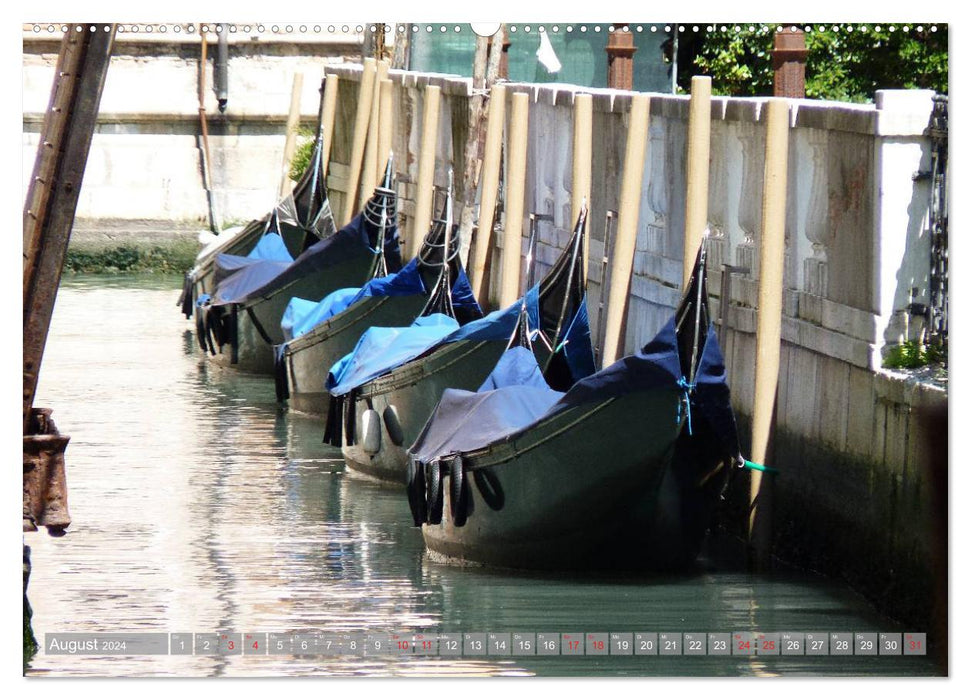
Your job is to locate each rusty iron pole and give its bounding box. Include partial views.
[606,24,637,90]
[24,24,115,434]
[772,27,807,98]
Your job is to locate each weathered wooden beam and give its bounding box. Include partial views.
[23,24,115,433]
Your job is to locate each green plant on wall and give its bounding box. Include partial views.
[684,23,947,102]
[883,339,948,370]
[288,127,317,182]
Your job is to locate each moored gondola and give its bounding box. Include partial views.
[178,81,337,320]
[330,207,595,485]
[407,242,743,571]
[195,159,402,373]
[279,173,484,419]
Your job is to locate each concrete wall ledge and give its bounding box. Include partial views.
[874,368,948,408]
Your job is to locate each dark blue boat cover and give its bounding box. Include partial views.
[410,347,565,463]
[410,317,738,464]
[441,285,540,343]
[211,210,401,307]
[326,313,460,396]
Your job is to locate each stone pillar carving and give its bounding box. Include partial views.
[707,124,730,269]
[644,119,668,255]
[736,125,764,277]
[804,130,830,296]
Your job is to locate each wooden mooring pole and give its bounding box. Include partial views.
[572,93,593,281]
[278,72,304,197]
[342,57,376,225]
[23,24,115,433]
[498,92,530,309]
[683,76,711,289]
[600,93,650,367]
[319,74,339,178]
[377,78,394,176]
[748,98,790,569]
[360,60,389,209]
[410,84,441,261]
[469,83,506,304]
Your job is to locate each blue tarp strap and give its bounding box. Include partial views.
[676,376,696,436]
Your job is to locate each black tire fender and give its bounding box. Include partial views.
[448,456,469,527]
[406,456,427,527]
[426,460,444,525]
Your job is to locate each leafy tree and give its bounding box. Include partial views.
[680,24,947,102]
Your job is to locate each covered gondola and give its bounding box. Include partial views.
[407,243,742,571]
[178,82,337,319]
[329,208,596,485]
[196,159,402,373]
[279,174,483,418]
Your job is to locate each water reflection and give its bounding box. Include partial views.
[24,276,938,677]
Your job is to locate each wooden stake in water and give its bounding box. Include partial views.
[319,74,339,179]
[279,72,304,197]
[748,98,790,569]
[600,93,650,368]
[499,92,530,309]
[342,58,376,225]
[377,78,394,183]
[572,93,593,282]
[683,76,712,290]
[360,60,389,210]
[410,84,441,261]
[469,83,506,304]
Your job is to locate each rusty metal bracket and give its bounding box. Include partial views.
[23,409,71,535]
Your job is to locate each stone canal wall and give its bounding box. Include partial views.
[22,36,945,625]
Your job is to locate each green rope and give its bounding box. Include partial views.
[742,459,779,475]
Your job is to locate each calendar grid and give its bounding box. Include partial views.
[43,632,926,657]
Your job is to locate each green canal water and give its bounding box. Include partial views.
[25,275,940,678]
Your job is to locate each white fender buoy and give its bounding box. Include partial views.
[383,404,404,446]
[362,409,381,455]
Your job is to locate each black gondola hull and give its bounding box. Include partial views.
[420,389,729,571]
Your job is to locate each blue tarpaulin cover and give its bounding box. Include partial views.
[211,210,400,307]
[280,258,480,343]
[322,286,540,399]
[410,316,738,464]
[323,284,598,401]
[326,313,460,396]
[410,347,565,463]
[247,232,295,262]
[281,289,360,342]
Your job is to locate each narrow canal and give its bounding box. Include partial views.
[25,275,937,677]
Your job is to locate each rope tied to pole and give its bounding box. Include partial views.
[675,376,696,435]
[737,456,779,475]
